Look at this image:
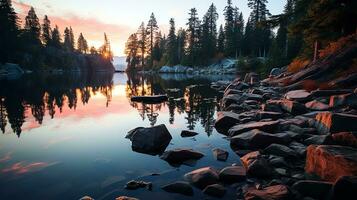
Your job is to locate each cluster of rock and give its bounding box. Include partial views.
[158,59,237,75]
[211,70,357,199]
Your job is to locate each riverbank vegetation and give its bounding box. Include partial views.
[0,0,114,72]
[125,0,356,74]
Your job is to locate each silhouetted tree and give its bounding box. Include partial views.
[42,15,52,46]
[24,7,41,46]
[217,25,225,54]
[125,33,140,70]
[185,8,200,66]
[224,0,235,56]
[51,25,62,48]
[146,13,159,68]
[166,18,178,66]
[137,22,146,68]
[77,33,88,53]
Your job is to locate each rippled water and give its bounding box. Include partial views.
[0,72,242,200]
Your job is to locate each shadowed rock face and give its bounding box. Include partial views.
[228,121,280,136]
[184,167,219,189]
[306,145,357,182]
[314,112,357,134]
[214,111,240,134]
[161,181,194,196]
[160,149,204,166]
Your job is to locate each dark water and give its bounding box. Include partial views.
[0,72,242,200]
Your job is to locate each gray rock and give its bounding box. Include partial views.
[314,112,357,134]
[292,180,333,200]
[214,111,240,134]
[184,167,219,189]
[244,185,291,200]
[203,184,226,197]
[285,90,312,102]
[228,121,280,136]
[230,129,291,149]
[264,144,298,158]
[305,100,330,111]
[160,149,204,166]
[270,68,284,77]
[161,181,194,196]
[79,196,94,200]
[212,148,229,161]
[241,151,274,178]
[304,135,331,145]
[219,166,247,183]
[289,141,307,156]
[125,180,152,190]
[289,124,317,135]
[258,111,284,120]
[115,196,139,200]
[281,100,307,115]
[329,93,357,109]
[126,125,172,155]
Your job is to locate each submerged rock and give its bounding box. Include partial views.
[161,181,194,196]
[126,124,172,155]
[212,148,229,161]
[305,145,357,182]
[115,196,139,200]
[244,185,291,200]
[184,167,219,189]
[125,180,152,190]
[160,149,204,166]
[79,196,94,200]
[203,184,226,197]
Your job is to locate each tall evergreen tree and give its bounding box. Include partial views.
[201,3,218,61]
[100,33,113,61]
[125,33,140,70]
[77,33,88,53]
[186,8,200,66]
[63,27,72,51]
[24,7,41,45]
[233,9,244,58]
[69,27,75,50]
[137,22,146,68]
[217,25,225,54]
[224,0,235,56]
[177,28,186,63]
[42,15,52,46]
[152,31,163,66]
[0,0,20,63]
[166,18,178,66]
[146,13,159,68]
[51,25,61,48]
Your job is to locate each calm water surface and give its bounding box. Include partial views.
[0,72,241,200]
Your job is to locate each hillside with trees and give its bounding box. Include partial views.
[124,0,357,74]
[0,0,114,72]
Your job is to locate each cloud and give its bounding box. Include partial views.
[12,0,135,55]
[2,161,58,174]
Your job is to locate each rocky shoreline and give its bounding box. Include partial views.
[112,67,357,200]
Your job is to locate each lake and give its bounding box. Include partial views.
[0,72,242,200]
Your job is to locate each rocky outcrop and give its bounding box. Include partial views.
[305,145,357,182]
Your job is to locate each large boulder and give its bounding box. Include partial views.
[230,129,291,149]
[241,151,274,178]
[212,148,229,161]
[160,149,204,166]
[161,181,194,196]
[331,176,357,200]
[305,145,357,182]
[244,185,291,200]
[126,124,172,155]
[314,112,357,134]
[214,112,240,134]
[203,184,226,197]
[285,90,312,102]
[228,121,280,136]
[305,100,330,111]
[184,167,219,189]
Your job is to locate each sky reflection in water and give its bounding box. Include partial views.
[0,73,241,200]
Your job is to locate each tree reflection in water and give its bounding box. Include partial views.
[0,72,232,137]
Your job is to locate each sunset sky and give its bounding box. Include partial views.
[13,0,284,56]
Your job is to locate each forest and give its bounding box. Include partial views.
[125,0,357,73]
[0,0,114,71]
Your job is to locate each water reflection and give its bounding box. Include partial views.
[0,73,234,137]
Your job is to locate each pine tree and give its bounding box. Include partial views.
[125,33,140,70]
[90,46,97,54]
[146,13,159,68]
[100,33,113,61]
[224,0,235,57]
[177,28,186,63]
[69,27,75,50]
[233,9,244,58]
[186,8,200,66]
[42,15,52,46]
[152,31,163,66]
[166,18,178,66]
[137,22,146,68]
[0,0,20,63]
[217,25,225,54]
[77,33,88,53]
[201,3,218,62]
[24,7,41,45]
[63,27,72,51]
[51,25,62,48]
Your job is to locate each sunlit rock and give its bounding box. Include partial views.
[305,145,357,182]
[184,167,219,189]
[244,185,291,200]
[314,112,357,134]
[160,148,204,166]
